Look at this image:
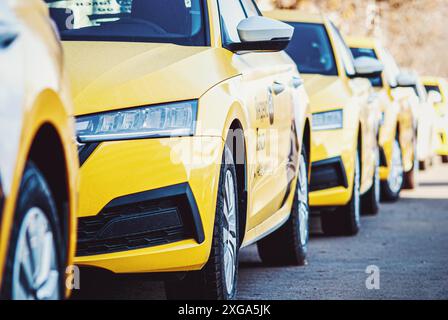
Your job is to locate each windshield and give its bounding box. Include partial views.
[285,22,337,76]
[425,85,443,101]
[350,47,383,87]
[45,0,207,46]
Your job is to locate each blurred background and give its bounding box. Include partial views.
[258,0,448,78]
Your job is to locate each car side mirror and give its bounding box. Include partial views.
[353,57,384,78]
[428,90,443,104]
[225,16,294,52]
[396,72,417,87]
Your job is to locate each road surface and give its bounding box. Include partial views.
[72,161,448,300]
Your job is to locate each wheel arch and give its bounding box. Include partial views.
[358,123,363,178]
[27,123,70,264]
[225,119,247,245]
[303,119,311,177]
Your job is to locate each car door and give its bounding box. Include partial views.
[217,0,292,229]
[382,50,416,171]
[240,0,300,216]
[0,2,25,198]
[330,23,377,189]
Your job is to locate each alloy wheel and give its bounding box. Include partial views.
[12,207,60,300]
[222,170,237,296]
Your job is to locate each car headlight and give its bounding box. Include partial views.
[76,100,198,143]
[312,109,343,131]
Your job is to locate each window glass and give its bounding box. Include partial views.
[425,85,442,96]
[285,22,338,76]
[350,47,383,87]
[217,0,246,43]
[45,0,207,46]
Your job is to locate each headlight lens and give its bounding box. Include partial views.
[76,100,198,143]
[312,109,343,131]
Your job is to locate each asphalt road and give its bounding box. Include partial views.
[73,161,448,300]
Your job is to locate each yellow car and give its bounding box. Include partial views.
[0,0,78,300]
[46,0,312,299]
[411,74,438,170]
[348,37,419,200]
[422,77,448,163]
[264,11,382,235]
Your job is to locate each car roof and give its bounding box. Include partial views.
[421,76,443,86]
[346,36,377,49]
[263,10,326,24]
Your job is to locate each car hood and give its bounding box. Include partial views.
[62,41,238,116]
[301,74,345,113]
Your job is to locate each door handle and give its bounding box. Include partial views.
[0,24,18,50]
[270,81,285,95]
[291,76,304,89]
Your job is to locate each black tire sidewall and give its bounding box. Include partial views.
[294,145,309,259]
[381,139,403,201]
[1,163,64,300]
[203,145,240,300]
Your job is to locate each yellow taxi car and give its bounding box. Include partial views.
[0,0,78,300]
[410,73,438,170]
[348,37,419,200]
[422,77,448,163]
[46,0,312,299]
[264,11,382,235]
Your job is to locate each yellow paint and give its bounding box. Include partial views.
[0,0,78,298]
[265,11,379,207]
[68,1,311,273]
[422,77,448,156]
[347,37,417,179]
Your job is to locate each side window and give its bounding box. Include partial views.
[241,0,261,17]
[330,23,356,76]
[217,0,247,43]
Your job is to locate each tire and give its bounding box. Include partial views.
[380,139,403,202]
[419,160,426,171]
[257,145,310,266]
[361,147,380,215]
[165,145,239,300]
[442,155,448,163]
[321,150,361,236]
[403,145,419,190]
[1,163,64,300]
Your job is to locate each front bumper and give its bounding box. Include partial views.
[309,129,355,207]
[75,136,224,273]
[436,130,448,156]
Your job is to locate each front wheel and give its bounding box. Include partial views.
[1,163,64,300]
[381,139,403,202]
[403,144,419,190]
[257,145,310,266]
[442,155,448,163]
[321,150,361,236]
[165,145,239,300]
[361,147,380,215]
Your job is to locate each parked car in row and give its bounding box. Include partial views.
[410,73,438,170]
[1,0,437,301]
[265,11,382,235]
[0,0,78,299]
[422,77,448,163]
[46,0,312,299]
[347,37,419,200]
